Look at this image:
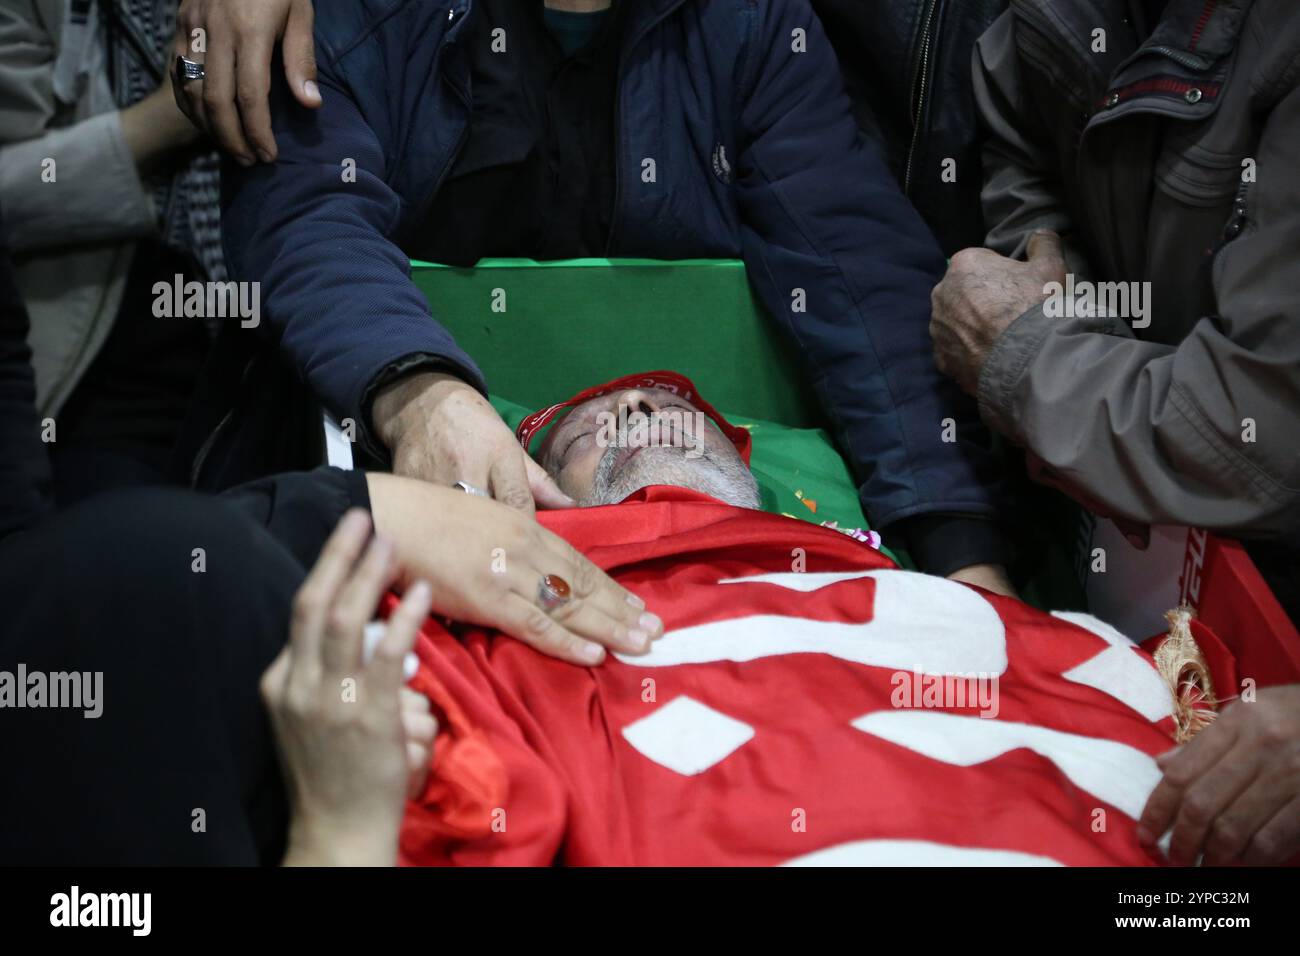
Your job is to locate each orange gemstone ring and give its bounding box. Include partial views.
[537,574,571,612]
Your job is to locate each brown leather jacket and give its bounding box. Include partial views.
[973,0,1300,543]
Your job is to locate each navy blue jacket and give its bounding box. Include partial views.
[222,0,1004,539]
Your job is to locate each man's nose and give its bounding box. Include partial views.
[616,390,662,419]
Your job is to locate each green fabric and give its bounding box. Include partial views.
[408,259,826,429]
[415,256,890,559]
[490,393,899,565]
[543,6,610,55]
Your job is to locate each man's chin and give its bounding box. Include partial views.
[582,456,761,510]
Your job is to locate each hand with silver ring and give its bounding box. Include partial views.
[537,573,571,612]
[170,0,323,166]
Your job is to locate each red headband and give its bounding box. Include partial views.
[515,370,752,465]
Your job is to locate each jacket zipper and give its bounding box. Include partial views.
[903,0,940,195]
[1144,44,1210,71]
[411,7,473,231]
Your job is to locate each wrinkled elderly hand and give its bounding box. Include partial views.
[929,231,1066,395]
[171,0,321,166]
[1139,684,1300,865]
[373,371,574,516]
[262,510,433,867]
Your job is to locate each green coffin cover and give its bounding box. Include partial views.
[410,257,889,562]
[408,258,826,429]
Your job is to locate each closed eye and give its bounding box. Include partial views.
[561,429,592,463]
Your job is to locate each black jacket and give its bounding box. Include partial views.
[814,0,1009,255]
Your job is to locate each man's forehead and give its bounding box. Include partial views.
[521,370,752,466]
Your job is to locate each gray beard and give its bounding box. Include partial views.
[580,443,762,509]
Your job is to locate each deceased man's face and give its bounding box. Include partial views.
[539,387,761,509]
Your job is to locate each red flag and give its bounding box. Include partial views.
[392,488,1177,866]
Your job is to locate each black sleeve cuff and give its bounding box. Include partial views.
[885,514,1009,577]
[220,465,372,570]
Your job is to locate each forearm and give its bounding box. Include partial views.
[221,68,485,451]
[978,72,1300,540]
[281,822,397,867]
[979,305,1300,538]
[119,88,204,174]
[224,191,477,451]
[736,0,1006,547]
[742,226,1006,534]
[0,113,157,250]
[365,471,425,556]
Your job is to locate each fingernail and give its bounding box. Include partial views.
[639,612,663,635]
[625,592,646,609]
[304,80,320,100]
[580,642,604,664]
[256,148,274,163]
[626,628,650,651]
[407,580,431,603]
[235,154,255,167]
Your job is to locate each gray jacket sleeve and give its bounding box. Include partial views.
[972,13,1094,277]
[0,0,156,251]
[972,14,1300,542]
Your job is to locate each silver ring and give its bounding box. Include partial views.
[453,480,489,497]
[537,574,571,612]
[175,55,205,83]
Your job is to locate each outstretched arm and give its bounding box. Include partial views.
[733,0,1009,584]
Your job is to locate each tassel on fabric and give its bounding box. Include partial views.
[1153,605,1218,743]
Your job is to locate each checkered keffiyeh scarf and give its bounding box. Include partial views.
[64,0,227,285]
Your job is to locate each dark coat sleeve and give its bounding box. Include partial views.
[219,42,485,456]
[734,0,1007,543]
[220,466,372,570]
